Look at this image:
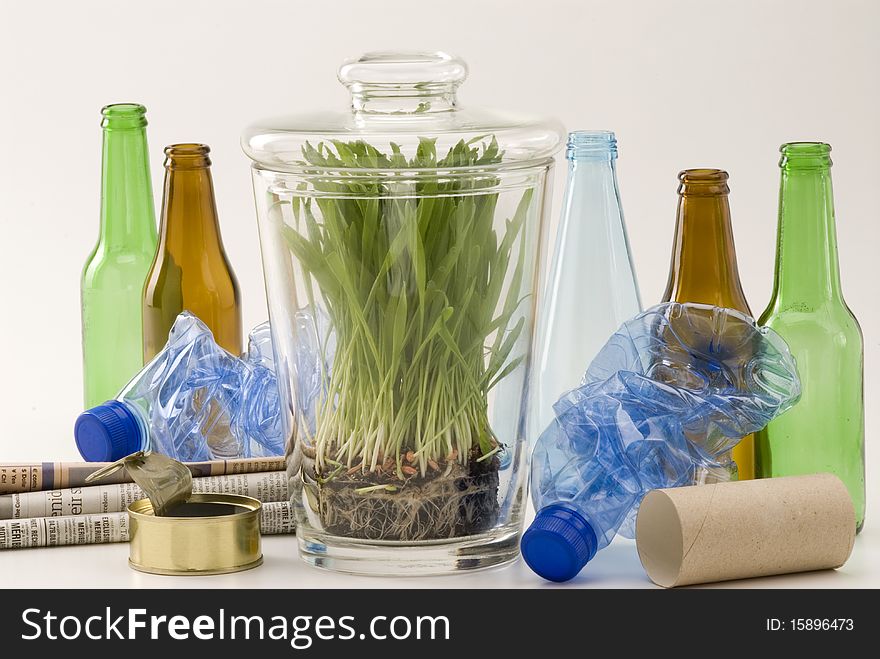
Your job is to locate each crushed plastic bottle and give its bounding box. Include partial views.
[75,312,284,462]
[234,321,286,458]
[521,302,801,582]
[291,305,336,440]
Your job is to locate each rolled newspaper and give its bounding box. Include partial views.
[0,471,288,520]
[0,501,295,549]
[0,456,285,494]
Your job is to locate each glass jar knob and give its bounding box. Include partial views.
[338,51,467,114]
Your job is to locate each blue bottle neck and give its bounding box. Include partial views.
[566,130,618,162]
[560,153,626,251]
[564,130,621,200]
[565,156,622,208]
[520,503,600,582]
[117,399,151,452]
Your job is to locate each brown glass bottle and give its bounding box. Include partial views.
[142,144,242,360]
[661,169,754,480]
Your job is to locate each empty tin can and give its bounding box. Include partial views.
[128,493,263,575]
[87,452,264,576]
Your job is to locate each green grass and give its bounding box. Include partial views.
[284,136,532,480]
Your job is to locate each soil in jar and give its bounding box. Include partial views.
[302,446,501,541]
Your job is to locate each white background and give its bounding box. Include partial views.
[0,0,876,587]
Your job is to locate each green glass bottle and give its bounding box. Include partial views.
[756,142,865,530]
[81,104,158,408]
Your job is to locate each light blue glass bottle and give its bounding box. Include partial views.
[531,131,642,441]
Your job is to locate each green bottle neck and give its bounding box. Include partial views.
[99,123,157,250]
[771,165,843,305]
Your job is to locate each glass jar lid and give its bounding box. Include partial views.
[242,51,565,173]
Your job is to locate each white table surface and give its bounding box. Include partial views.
[2,523,876,589]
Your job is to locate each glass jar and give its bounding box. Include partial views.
[242,51,564,574]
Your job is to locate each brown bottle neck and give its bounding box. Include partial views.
[662,173,750,313]
[158,146,225,256]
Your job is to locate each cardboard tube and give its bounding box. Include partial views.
[635,473,856,587]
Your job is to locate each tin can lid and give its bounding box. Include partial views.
[86,451,193,516]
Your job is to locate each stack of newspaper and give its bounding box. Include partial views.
[0,457,294,549]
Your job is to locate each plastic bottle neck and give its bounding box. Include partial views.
[74,398,149,462]
[520,504,598,582]
[770,143,843,306]
[662,169,750,313]
[99,104,157,250]
[121,400,150,450]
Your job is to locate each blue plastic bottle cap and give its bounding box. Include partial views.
[74,400,143,462]
[521,504,598,582]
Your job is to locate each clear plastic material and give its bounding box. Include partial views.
[234,321,286,456]
[531,131,641,442]
[522,303,801,582]
[74,313,284,463]
[243,51,564,574]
